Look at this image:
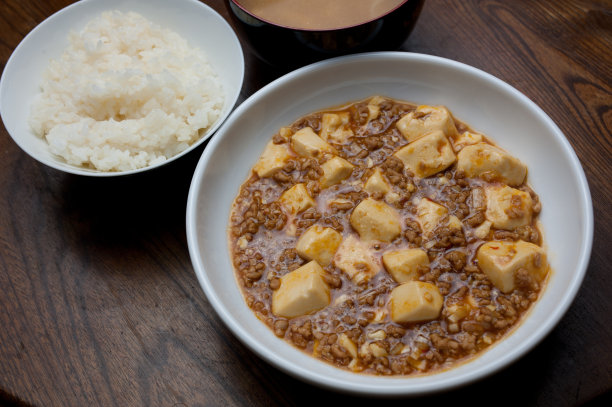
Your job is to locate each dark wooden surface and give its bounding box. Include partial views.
[1,0,611,406]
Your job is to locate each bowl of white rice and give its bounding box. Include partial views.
[0,0,244,176]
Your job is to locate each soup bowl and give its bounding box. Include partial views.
[225,0,424,68]
[186,52,593,395]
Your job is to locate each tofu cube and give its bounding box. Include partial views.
[296,225,343,266]
[350,198,401,242]
[389,281,443,323]
[334,235,380,284]
[320,113,353,143]
[279,183,315,214]
[447,215,464,231]
[364,168,391,195]
[366,96,386,121]
[476,240,548,293]
[456,143,527,186]
[396,105,457,143]
[382,248,430,283]
[485,185,533,230]
[291,127,335,158]
[320,156,354,188]
[471,220,492,239]
[446,302,472,323]
[369,343,388,357]
[272,261,330,318]
[451,131,483,152]
[394,130,456,178]
[338,333,358,359]
[278,126,293,140]
[253,140,293,178]
[470,187,486,211]
[416,198,448,238]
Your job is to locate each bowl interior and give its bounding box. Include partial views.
[186,52,592,395]
[0,0,244,176]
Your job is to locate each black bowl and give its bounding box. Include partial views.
[225,0,425,69]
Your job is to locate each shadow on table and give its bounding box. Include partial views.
[56,141,207,248]
[224,327,573,407]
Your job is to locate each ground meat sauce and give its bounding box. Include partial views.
[228,96,548,375]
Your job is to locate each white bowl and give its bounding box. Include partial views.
[0,0,244,176]
[186,52,593,396]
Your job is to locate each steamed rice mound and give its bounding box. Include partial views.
[29,11,224,172]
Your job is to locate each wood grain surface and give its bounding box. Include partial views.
[1,0,611,406]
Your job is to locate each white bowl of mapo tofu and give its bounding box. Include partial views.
[186,53,593,395]
[229,96,547,373]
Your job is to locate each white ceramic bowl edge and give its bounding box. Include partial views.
[186,52,593,396]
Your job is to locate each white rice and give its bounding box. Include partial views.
[29,11,224,172]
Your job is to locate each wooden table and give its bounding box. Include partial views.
[1,0,610,405]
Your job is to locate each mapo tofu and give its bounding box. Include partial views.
[229,96,548,375]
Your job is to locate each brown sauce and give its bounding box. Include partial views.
[235,0,407,30]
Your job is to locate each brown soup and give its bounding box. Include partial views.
[234,0,407,30]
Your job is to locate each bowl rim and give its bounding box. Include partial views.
[186,51,594,396]
[0,0,244,177]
